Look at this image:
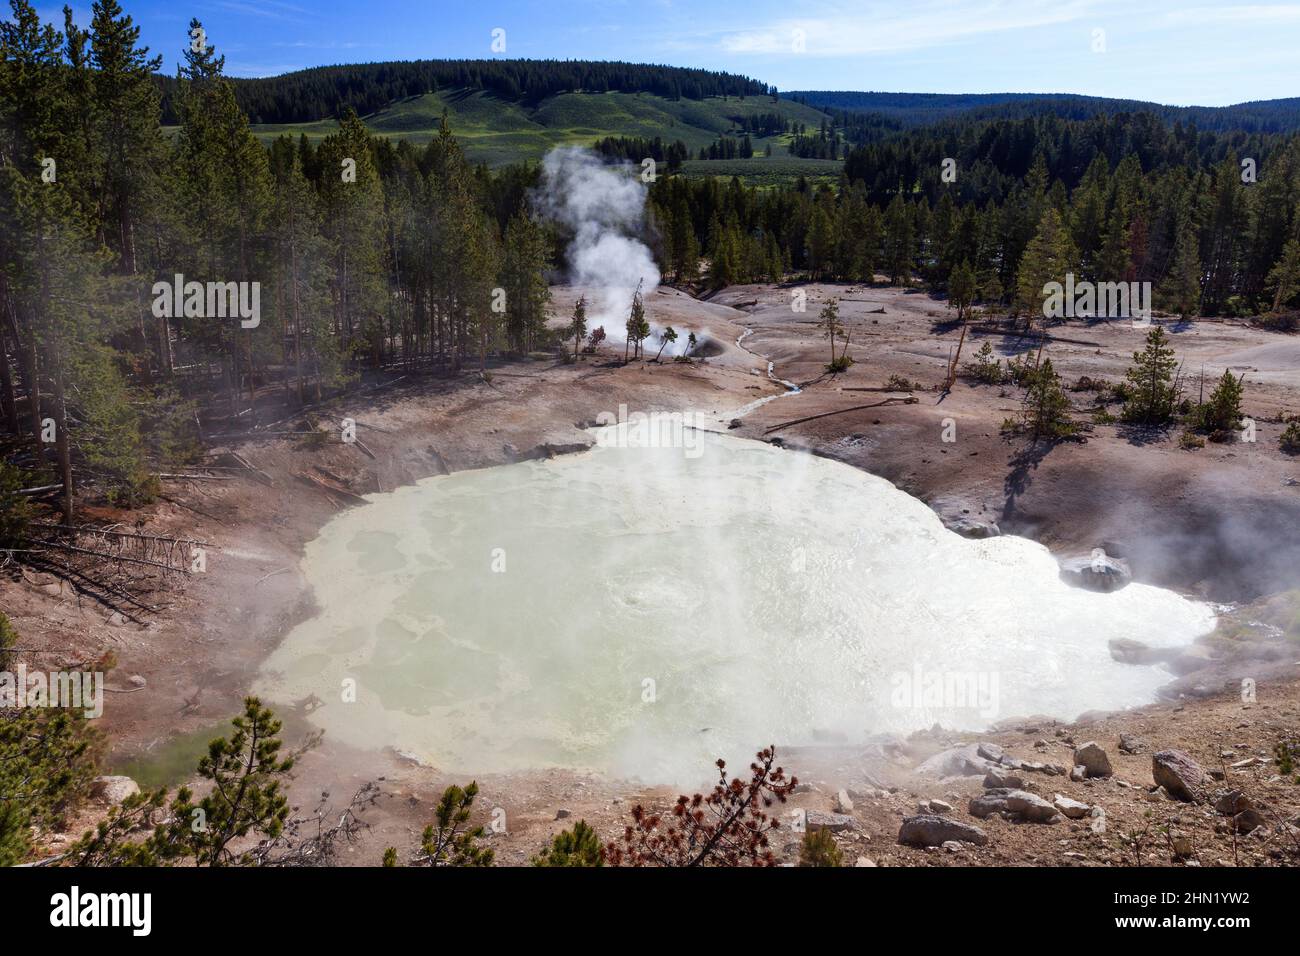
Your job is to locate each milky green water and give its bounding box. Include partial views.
[255,426,1215,784]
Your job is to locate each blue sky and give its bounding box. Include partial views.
[35,0,1300,106]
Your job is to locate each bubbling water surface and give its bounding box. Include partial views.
[256,427,1214,784]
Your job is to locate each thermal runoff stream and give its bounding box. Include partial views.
[256,426,1215,784]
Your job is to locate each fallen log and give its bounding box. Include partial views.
[764,397,919,434]
[295,471,367,504]
[226,451,275,487]
[18,484,62,497]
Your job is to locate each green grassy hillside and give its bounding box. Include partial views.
[246,88,836,171]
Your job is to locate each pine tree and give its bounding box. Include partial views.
[159,697,294,866]
[817,298,850,371]
[624,280,648,361]
[883,194,914,285]
[1021,357,1073,439]
[1016,207,1078,319]
[1266,237,1300,313]
[654,325,678,361]
[1162,213,1203,318]
[532,820,604,867]
[570,295,587,361]
[1122,326,1180,425]
[1196,369,1244,436]
[949,260,977,321]
[500,206,551,354]
[270,144,336,402]
[317,109,387,369]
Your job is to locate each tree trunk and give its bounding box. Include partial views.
[50,354,74,523]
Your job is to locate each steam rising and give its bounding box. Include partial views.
[534,147,661,340]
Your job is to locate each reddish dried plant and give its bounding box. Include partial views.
[604,746,797,867]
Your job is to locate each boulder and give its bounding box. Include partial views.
[555,808,572,820]
[1213,789,1253,816]
[1053,794,1092,819]
[834,789,855,814]
[969,791,1012,819]
[805,811,855,833]
[1152,750,1206,802]
[969,789,1059,823]
[1073,741,1113,778]
[976,742,1005,763]
[983,767,1025,789]
[898,814,988,848]
[1233,809,1265,834]
[90,775,139,805]
[950,518,1001,539]
[1118,733,1145,754]
[1004,791,1061,823]
[1059,553,1132,592]
[854,856,877,867]
[915,744,995,779]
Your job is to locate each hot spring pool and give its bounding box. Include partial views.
[255,425,1215,783]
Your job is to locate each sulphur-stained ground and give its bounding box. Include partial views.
[4,281,1299,866]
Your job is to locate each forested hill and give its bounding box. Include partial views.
[789,91,1300,134]
[156,59,776,125]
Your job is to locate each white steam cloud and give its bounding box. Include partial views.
[533,147,661,341]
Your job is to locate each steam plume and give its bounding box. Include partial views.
[533,147,661,341]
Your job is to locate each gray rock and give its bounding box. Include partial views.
[898,814,989,848]
[1070,764,1087,782]
[927,799,954,814]
[1119,733,1145,754]
[970,788,1059,824]
[805,810,855,833]
[976,742,1004,762]
[1020,760,1067,776]
[983,767,1025,789]
[969,791,1013,819]
[1213,790,1253,816]
[915,744,996,779]
[950,518,1001,539]
[90,775,140,804]
[834,789,855,813]
[1232,809,1265,834]
[1152,750,1206,802]
[1059,552,1132,592]
[854,856,877,867]
[555,808,572,820]
[1053,794,1092,819]
[1073,741,1113,778]
[1005,790,1061,823]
